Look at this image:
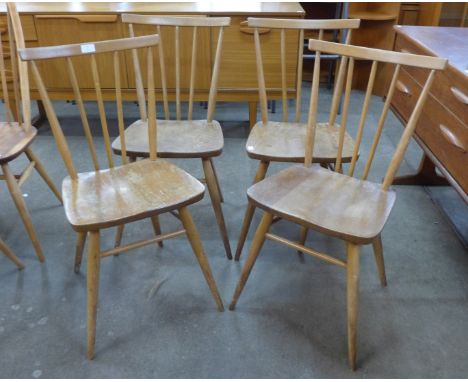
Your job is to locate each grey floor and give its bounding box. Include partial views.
[0,87,467,378]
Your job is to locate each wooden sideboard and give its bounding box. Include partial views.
[0,2,304,127]
[391,25,468,203]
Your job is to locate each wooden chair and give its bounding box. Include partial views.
[0,3,62,264]
[229,39,447,370]
[111,15,233,260]
[0,237,24,269]
[19,33,224,359]
[235,17,361,261]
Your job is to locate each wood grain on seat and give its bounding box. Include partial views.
[112,119,224,158]
[0,122,36,163]
[63,159,205,231]
[246,121,355,163]
[247,165,396,244]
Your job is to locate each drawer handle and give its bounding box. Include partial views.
[439,124,466,153]
[396,80,411,96]
[450,86,468,105]
[35,15,118,23]
[239,21,271,35]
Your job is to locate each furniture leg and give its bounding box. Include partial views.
[297,226,308,258]
[248,101,257,129]
[74,231,87,273]
[202,158,232,260]
[178,207,224,311]
[234,160,269,261]
[87,230,101,360]
[392,153,449,186]
[31,100,47,128]
[0,238,24,269]
[230,212,273,310]
[24,148,62,204]
[372,234,387,287]
[150,215,163,248]
[1,163,44,262]
[209,157,224,203]
[346,242,360,371]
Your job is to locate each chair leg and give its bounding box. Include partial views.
[1,163,45,263]
[346,242,360,371]
[234,160,269,261]
[150,215,163,248]
[229,212,273,310]
[0,238,24,269]
[372,234,387,287]
[87,230,101,360]
[113,225,124,251]
[74,231,87,273]
[297,226,308,258]
[24,148,62,204]
[209,158,224,203]
[178,207,224,312]
[202,158,232,260]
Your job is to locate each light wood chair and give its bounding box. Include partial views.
[0,237,24,269]
[111,15,233,260]
[0,3,62,264]
[19,33,224,359]
[235,17,361,261]
[229,39,447,370]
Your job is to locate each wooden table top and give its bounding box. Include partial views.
[394,25,468,76]
[0,2,305,16]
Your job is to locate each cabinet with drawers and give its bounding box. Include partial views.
[391,25,468,203]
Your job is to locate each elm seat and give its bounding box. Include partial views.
[246,121,355,163]
[62,159,205,232]
[112,119,224,158]
[0,122,37,164]
[247,165,396,244]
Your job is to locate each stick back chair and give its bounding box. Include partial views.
[229,39,447,370]
[235,17,361,261]
[19,33,224,360]
[111,14,233,260]
[0,3,62,264]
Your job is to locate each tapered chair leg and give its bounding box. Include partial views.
[74,231,87,273]
[202,158,232,260]
[234,160,269,261]
[113,225,124,251]
[372,234,387,287]
[297,226,308,258]
[25,148,62,204]
[209,158,224,203]
[230,212,273,310]
[87,230,101,360]
[346,242,360,371]
[150,215,163,248]
[178,207,224,311]
[0,238,24,269]
[1,163,45,263]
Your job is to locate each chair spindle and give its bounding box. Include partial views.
[188,26,198,121]
[147,47,157,161]
[207,26,224,123]
[128,23,147,122]
[114,51,127,165]
[157,25,170,120]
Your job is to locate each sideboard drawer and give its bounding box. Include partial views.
[216,16,299,91]
[417,96,468,193]
[391,67,421,122]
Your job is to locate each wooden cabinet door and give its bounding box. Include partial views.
[214,16,299,91]
[124,17,211,93]
[33,15,127,89]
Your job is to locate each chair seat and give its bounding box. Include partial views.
[247,165,396,244]
[112,119,224,158]
[0,122,37,164]
[62,159,205,231]
[246,121,355,163]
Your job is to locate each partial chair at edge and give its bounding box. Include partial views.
[229,38,447,370]
[0,3,62,264]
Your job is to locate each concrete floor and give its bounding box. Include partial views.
[0,88,467,378]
